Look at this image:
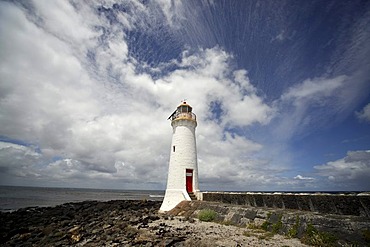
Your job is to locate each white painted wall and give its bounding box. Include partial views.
[160,118,199,212]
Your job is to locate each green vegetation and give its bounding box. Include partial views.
[220,220,235,226]
[246,223,266,234]
[197,209,218,222]
[245,213,283,240]
[258,231,275,240]
[247,223,261,230]
[287,216,300,238]
[260,213,283,234]
[271,215,283,234]
[245,215,341,246]
[261,220,270,231]
[244,229,275,240]
[301,223,337,247]
[363,229,370,243]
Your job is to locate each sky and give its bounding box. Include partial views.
[0,0,370,191]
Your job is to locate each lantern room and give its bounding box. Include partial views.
[178,102,192,113]
[167,101,197,122]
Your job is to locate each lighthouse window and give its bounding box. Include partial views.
[173,146,175,152]
[181,105,188,113]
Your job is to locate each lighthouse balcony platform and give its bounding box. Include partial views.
[170,112,197,121]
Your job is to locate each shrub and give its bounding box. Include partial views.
[287,216,300,238]
[261,221,270,231]
[272,218,283,234]
[302,223,337,247]
[198,209,218,222]
[363,229,370,243]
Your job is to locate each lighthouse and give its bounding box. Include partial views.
[159,102,200,212]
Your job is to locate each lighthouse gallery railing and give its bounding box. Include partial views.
[170,112,196,121]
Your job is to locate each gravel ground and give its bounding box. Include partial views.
[149,216,309,247]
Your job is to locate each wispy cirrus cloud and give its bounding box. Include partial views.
[356,103,370,123]
[273,75,354,140]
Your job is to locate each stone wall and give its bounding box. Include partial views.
[202,192,370,217]
[169,200,370,246]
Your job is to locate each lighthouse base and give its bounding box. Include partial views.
[159,189,193,212]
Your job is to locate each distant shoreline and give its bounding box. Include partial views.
[0,186,164,212]
[2,184,368,192]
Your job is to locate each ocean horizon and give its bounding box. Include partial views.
[0,185,165,212]
[1,185,366,212]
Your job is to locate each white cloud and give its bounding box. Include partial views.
[273,75,349,140]
[0,1,276,189]
[281,75,347,102]
[272,31,286,42]
[294,175,314,180]
[356,103,370,123]
[31,1,98,42]
[1,1,367,191]
[0,142,42,182]
[154,0,185,27]
[314,150,370,189]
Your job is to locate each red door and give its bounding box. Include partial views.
[186,169,193,192]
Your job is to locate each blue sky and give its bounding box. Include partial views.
[0,0,369,191]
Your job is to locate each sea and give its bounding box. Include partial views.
[1,186,365,213]
[0,186,164,212]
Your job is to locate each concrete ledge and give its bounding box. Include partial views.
[202,192,370,217]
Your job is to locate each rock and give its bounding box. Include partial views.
[188,218,195,223]
[42,225,55,236]
[1,200,164,246]
[162,236,186,247]
[70,233,82,243]
[67,226,82,244]
[102,223,111,229]
[68,225,81,234]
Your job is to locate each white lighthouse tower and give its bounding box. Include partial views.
[160,101,200,212]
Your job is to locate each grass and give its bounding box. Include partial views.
[247,223,261,230]
[260,213,283,234]
[247,217,338,246]
[219,220,236,226]
[197,209,218,222]
[244,228,273,240]
[301,223,337,247]
[244,214,288,241]
[258,232,275,240]
[272,217,283,234]
[261,220,270,231]
[287,216,300,238]
[363,229,370,243]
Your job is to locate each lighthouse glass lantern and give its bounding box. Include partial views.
[159,102,200,212]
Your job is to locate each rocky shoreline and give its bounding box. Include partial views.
[0,200,310,246]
